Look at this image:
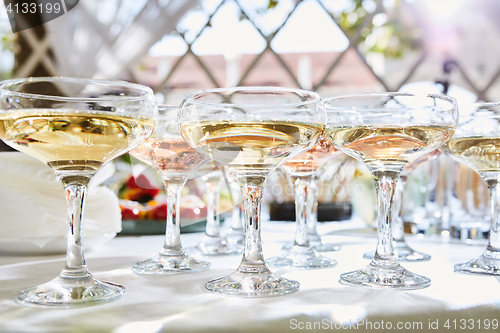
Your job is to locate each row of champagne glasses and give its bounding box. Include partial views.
[2,77,499,308]
[178,89,458,295]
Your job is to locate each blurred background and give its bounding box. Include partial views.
[0,0,497,239]
[2,0,500,100]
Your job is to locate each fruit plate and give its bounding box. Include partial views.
[120,219,208,235]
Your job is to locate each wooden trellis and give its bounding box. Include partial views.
[11,0,500,101]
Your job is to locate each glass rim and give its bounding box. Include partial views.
[473,102,500,106]
[158,104,178,109]
[181,86,321,108]
[323,92,458,110]
[470,102,500,113]
[0,77,154,103]
[451,102,500,120]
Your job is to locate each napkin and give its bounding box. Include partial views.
[0,152,121,250]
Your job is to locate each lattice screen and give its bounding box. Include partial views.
[129,0,500,103]
[4,0,500,102]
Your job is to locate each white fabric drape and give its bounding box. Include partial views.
[44,0,200,79]
[1,221,500,332]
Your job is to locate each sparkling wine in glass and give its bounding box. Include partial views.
[0,77,157,306]
[363,150,440,262]
[129,105,210,274]
[324,93,457,289]
[267,138,341,269]
[441,103,500,276]
[179,87,325,297]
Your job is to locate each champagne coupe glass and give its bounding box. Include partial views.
[186,162,242,255]
[283,155,348,252]
[441,103,500,276]
[362,151,439,262]
[324,93,457,289]
[0,77,157,306]
[129,105,210,274]
[179,87,325,296]
[267,138,340,268]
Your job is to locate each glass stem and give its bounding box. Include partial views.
[161,179,186,256]
[231,185,245,232]
[229,188,244,232]
[225,167,244,232]
[237,177,268,274]
[392,176,407,243]
[239,202,245,231]
[205,177,221,237]
[372,171,400,266]
[486,179,500,252]
[231,201,244,231]
[306,179,320,240]
[60,178,91,280]
[291,175,312,247]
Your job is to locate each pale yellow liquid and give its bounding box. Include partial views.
[0,110,154,172]
[442,136,500,173]
[325,124,454,167]
[130,137,207,176]
[180,120,324,173]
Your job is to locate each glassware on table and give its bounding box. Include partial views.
[443,157,490,242]
[363,150,439,262]
[186,162,242,256]
[129,105,210,274]
[282,155,348,252]
[324,93,457,289]
[402,155,447,235]
[267,138,340,269]
[306,180,330,249]
[0,77,157,307]
[440,103,500,276]
[179,87,325,297]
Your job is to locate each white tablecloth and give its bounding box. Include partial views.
[0,220,499,333]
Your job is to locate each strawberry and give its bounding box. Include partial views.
[120,174,161,203]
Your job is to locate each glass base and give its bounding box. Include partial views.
[340,261,431,290]
[226,227,244,246]
[205,270,300,297]
[363,243,431,262]
[18,274,124,307]
[282,240,341,252]
[132,251,210,274]
[267,245,337,269]
[311,233,341,252]
[454,249,500,276]
[186,235,243,256]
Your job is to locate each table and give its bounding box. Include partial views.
[0,220,499,333]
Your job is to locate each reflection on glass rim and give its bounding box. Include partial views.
[0,77,155,103]
[323,92,457,112]
[182,86,321,108]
